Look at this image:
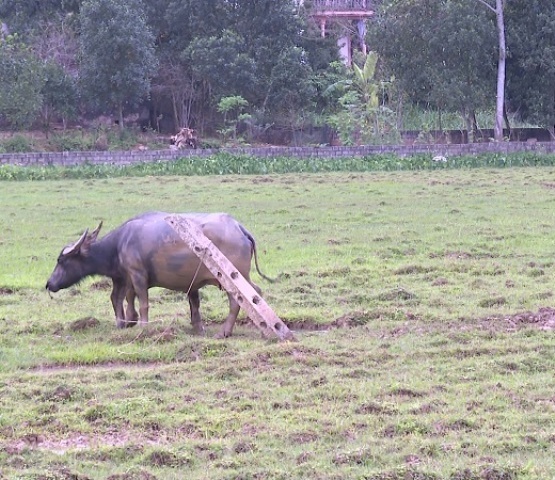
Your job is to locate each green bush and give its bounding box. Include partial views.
[47,132,96,151]
[1,134,35,153]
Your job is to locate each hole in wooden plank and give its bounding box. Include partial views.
[231,271,238,279]
[260,321,267,329]
[252,295,260,304]
[274,322,281,330]
[237,295,243,303]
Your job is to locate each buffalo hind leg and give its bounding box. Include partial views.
[129,273,149,326]
[215,280,263,339]
[188,290,205,335]
[216,292,241,339]
[243,280,263,326]
[124,287,139,327]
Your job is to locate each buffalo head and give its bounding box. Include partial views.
[46,222,103,292]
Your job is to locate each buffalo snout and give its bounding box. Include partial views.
[45,279,59,292]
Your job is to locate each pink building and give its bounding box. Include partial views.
[309,0,374,65]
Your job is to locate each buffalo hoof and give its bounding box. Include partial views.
[215,329,232,339]
[192,323,206,336]
[116,318,137,328]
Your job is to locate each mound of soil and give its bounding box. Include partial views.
[69,317,101,331]
[501,307,555,331]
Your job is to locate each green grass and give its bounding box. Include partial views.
[1,169,555,479]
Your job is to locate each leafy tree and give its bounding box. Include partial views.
[506,0,555,137]
[187,30,258,103]
[41,61,78,132]
[168,0,337,132]
[79,0,158,128]
[0,36,45,129]
[264,47,318,126]
[217,95,250,142]
[0,0,80,35]
[368,0,497,141]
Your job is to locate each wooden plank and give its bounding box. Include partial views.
[165,215,296,341]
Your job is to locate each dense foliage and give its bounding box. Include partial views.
[367,0,555,137]
[0,0,554,141]
[0,0,340,137]
[79,0,158,127]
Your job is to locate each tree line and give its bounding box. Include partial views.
[0,0,553,143]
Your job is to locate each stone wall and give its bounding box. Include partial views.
[1,141,555,167]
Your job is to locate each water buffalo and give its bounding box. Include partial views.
[46,212,272,338]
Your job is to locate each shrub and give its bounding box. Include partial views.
[1,134,34,152]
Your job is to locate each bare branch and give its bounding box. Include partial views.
[474,0,496,13]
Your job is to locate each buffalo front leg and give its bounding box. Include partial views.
[188,290,205,335]
[215,292,241,339]
[110,279,127,329]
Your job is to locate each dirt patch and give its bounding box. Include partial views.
[136,325,179,343]
[332,310,377,327]
[394,264,435,275]
[30,361,164,375]
[69,317,101,331]
[288,431,319,444]
[390,387,425,398]
[466,307,555,333]
[107,471,158,480]
[356,402,397,415]
[478,296,508,308]
[251,176,275,184]
[144,449,190,467]
[431,251,473,259]
[0,286,17,295]
[495,307,555,331]
[110,325,179,344]
[6,430,165,456]
[91,279,112,290]
[377,287,417,301]
[282,318,329,331]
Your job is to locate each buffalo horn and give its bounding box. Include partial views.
[89,221,103,242]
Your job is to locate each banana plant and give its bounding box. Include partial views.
[325,52,396,144]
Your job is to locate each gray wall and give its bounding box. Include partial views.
[1,141,555,167]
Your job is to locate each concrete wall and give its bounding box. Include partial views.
[1,141,555,167]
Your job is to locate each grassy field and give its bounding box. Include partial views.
[1,169,555,479]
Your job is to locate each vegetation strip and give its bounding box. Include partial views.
[3,151,555,180]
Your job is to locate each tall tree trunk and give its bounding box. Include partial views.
[171,91,179,131]
[118,102,124,130]
[494,0,506,142]
[476,0,506,141]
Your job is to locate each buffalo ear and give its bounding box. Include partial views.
[62,228,89,256]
